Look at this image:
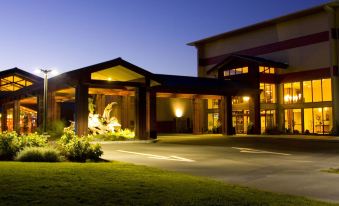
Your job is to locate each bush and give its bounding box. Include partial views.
[0,132,21,160]
[91,129,135,141]
[16,147,61,162]
[58,131,103,162]
[0,132,47,161]
[37,120,65,140]
[21,133,47,148]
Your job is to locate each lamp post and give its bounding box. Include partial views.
[40,69,52,134]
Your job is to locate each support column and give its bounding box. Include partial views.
[37,95,44,128]
[249,93,261,134]
[135,87,147,139]
[193,98,204,134]
[1,104,7,132]
[13,100,20,133]
[326,6,339,135]
[75,84,89,136]
[147,91,157,139]
[220,96,233,135]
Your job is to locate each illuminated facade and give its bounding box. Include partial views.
[188,2,339,135]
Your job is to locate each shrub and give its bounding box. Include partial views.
[0,132,48,161]
[58,131,103,162]
[91,129,135,141]
[37,120,66,140]
[0,132,21,160]
[16,147,61,162]
[264,127,283,135]
[20,133,47,148]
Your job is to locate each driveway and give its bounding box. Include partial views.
[101,134,339,203]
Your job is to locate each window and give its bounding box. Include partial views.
[303,81,312,102]
[224,66,248,77]
[303,107,332,134]
[259,66,275,74]
[283,82,301,104]
[261,110,276,133]
[322,79,332,101]
[0,75,33,91]
[208,99,219,109]
[232,96,250,104]
[284,109,301,133]
[260,83,275,103]
[302,78,332,103]
[208,113,220,132]
[312,80,322,102]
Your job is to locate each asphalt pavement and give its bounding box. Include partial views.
[101,134,339,203]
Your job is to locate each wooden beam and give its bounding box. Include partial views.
[75,84,89,136]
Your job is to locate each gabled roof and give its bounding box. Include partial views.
[188,1,339,46]
[0,67,43,83]
[207,54,288,74]
[52,57,155,80]
[49,57,157,88]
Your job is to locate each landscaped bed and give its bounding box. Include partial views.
[0,162,337,206]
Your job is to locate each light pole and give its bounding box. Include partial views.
[40,69,51,134]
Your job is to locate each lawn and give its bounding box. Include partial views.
[0,162,337,206]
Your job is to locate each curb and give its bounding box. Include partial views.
[91,139,158,144]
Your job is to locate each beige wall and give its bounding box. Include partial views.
[156,98,193,121]
[198,10,330,75]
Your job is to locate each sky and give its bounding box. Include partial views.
[0,0,330,77]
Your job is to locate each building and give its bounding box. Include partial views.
[1,1,339,138]
[0,58,255,139]
[188,1,339,135]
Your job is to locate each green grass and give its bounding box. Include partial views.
[0,162,337,206]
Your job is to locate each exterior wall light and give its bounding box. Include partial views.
[175,108,183,118]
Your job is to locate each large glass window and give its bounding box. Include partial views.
[303,81,312,102]
[260,83,276,103]
[322,79,332,101]
[261,110,276,133]
[302,78,332,103]
[283,82,301,104]
[312,80,322,102]
[304,107,332,134]
[208,113,220,132]
[284,109,301,133]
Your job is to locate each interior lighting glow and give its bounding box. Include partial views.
[175,108,183,118]
[243,96,250,102]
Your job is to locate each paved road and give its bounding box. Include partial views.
[101,134,339,203]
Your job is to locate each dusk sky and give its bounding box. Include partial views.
[0,0,329,77]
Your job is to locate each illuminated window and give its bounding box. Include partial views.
[303,81,312,102]
[302,78,332,103]
[312,80,322,102]
[0,75,33,92]
[207,99,219,109]
[322,79,332,101]
[208,113,220,132]
[283,82,301,104]
[259,66,275,74]
[260,83,275,103]
[303,107,332,134]
[223,66,248,77]
[232,96,250,104]
[261,110,276,133]
[284,109,301,133]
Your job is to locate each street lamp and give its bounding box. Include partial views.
[34,69,58,134]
